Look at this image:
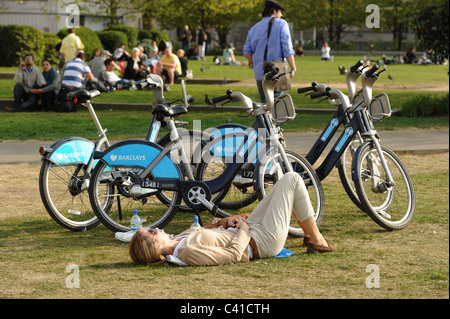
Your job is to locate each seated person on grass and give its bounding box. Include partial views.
[102,58,133,89]
[156,48,182,87]
[6,54,46,112]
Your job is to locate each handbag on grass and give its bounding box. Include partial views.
[263,17,291,92]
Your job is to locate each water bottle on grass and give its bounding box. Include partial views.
[130,208,142,231]
[191,215,201,228]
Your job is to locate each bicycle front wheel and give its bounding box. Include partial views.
[337,137,365,211]
[39,159,100,231]
[256,149,325,238]
[89,161,182,233]
[353,143,415,230]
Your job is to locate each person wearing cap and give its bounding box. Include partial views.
[243,0,296,103]
[28,58,60,111]
[89,50,113,79]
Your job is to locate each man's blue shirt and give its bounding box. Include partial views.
[243,16,294,81]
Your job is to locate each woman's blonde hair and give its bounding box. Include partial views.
[129,228,166,265]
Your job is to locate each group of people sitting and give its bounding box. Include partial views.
[6,44,188,113]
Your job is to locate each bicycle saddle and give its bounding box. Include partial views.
[67,90,101,103]
[152,104,187,120]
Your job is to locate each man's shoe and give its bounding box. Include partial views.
[4,107,13,112]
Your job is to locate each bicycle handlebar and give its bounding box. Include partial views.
[310,88,330,99]
[349,60,364,73]
[211,89,233,104]
[297,82,317,94]
[365,63,380,77]
[265,67,280,81]
[136,80,157,90]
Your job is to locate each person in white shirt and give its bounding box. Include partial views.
[321,42,331,61]
[103,58,131,89]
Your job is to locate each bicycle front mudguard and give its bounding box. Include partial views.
[41,136,95,166]
[351,141,372,181]
[99,139,182,179]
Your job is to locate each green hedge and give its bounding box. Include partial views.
[0,25,44,66]
[138,29,170,43]
[401,93,449,117]
[97,30,128,53]
[107,24,138,49]
[43,33,61,66]
[57,27,104,60]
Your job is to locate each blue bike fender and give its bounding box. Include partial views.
[43,137,95,165]
[351,141,372,181]
[100,139,181,179]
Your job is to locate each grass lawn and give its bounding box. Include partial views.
[0,55,448,302]
[0,152,448,299]
[0,55,448,140]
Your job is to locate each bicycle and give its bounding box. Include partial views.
[296,62,415,230]
[88,68,324,235]
[38,74,197,231]
[202,63,321,237]
[38,89,111,231]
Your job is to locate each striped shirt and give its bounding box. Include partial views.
[61,58,91,88]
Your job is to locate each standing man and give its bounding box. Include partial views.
[243,0,296,103]
[6,54,46,112]
[180,25,192,54]
[59,28,85,63]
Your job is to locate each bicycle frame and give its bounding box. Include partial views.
[100,89,291,213]
[39,92,111,190]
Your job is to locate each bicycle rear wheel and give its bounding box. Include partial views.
[353,143,415,230]
[196,155,258,213]
[256,149,325,238]
[39,159,100,231]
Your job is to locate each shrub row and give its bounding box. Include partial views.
[0,24,170,67]
[401,93,449,117]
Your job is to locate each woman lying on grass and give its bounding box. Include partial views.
[129,172,334,266]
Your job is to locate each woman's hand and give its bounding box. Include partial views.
[235,217,249,231]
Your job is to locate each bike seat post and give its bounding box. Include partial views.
[85,101,109,143]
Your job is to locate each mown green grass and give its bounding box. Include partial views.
[0,152,448,299]
[0,107,448,141]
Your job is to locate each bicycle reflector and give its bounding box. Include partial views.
[39,146,52,156]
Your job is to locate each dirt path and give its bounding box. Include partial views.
[234,79,449,92]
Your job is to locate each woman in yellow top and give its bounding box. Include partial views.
[129,173,334,266]
[157,48,182,85]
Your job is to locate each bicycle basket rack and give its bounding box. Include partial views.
[272,94,296,126]
[368,92,392,123]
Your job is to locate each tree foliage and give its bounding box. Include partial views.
[157,0,261,47]
[413,0,449,62]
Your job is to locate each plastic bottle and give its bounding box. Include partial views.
[130,208,142,231]
[191,215,201,228]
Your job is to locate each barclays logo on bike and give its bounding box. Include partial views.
[55,151,86,161]
[109,154,146,161]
